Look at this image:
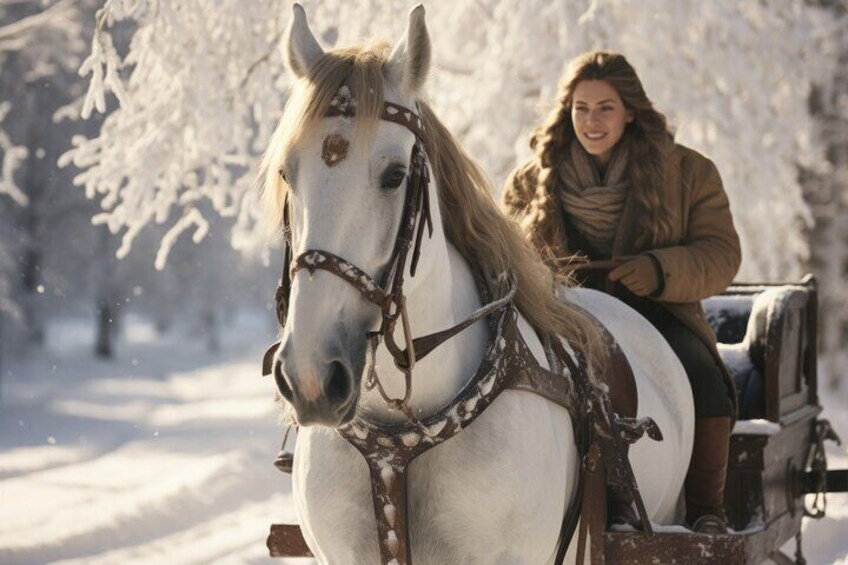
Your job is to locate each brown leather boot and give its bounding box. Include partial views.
[685,416,731,533]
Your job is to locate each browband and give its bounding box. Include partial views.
[324,84,427,141]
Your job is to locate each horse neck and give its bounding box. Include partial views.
[361,192,487,423]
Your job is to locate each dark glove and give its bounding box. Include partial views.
[608,255,661,297]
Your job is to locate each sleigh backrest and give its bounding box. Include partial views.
[702,275,818,423]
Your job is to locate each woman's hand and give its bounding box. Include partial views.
[608,255,660,296]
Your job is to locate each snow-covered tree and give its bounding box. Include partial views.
[68,0,847,370]
[0,1,100,346]
[0,0,154,360]
[0,0,82,205]
[800,0,848,387]
[0,0,87,365]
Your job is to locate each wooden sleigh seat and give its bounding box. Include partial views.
[704,275,818,424]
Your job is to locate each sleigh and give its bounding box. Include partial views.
[266,275,846,564]
[603,275,846,564]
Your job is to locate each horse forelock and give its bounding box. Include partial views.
[259,42,391,234]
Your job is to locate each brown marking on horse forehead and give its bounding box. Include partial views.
[322,133,349,167]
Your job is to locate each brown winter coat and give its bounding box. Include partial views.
[501,144,742,412]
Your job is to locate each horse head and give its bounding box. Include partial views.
[263,4,442,427]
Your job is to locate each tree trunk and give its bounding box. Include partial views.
[94,228,119,359]
[0,314,5,405]
[203,308,220,353]
[799,9,848,389]
[21,238,44,346]
[154,310,173,335]
[95,299,113,358]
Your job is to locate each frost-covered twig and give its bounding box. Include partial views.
[239,27,286,89]
[79,19,130,117]
[154,207,209,270]
[66,0,291,268]
[0,102,29,206]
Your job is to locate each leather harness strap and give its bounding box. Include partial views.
[337,294,579,565]
[572,304,661,540]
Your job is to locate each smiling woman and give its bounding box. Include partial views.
[571,79,634,169]
[501,50,742,534]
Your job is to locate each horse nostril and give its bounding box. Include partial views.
[326,360,352,405]
[274,358,293,402]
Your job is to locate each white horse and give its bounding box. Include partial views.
[261,5,694,564]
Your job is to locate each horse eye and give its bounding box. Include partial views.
[380,166,407,190]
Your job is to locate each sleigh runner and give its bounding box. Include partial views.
[266,275,846,564]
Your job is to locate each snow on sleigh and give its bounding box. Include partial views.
[266,276,846,564]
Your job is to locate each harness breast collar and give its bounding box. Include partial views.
[261,89,659,565]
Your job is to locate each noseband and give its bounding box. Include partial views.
[264,94,515,413]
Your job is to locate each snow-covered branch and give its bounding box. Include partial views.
[0,0,86,206]
[153,207,208,270]
[0,0,74,51]
[78,7,130,118]
[66,0,845,287]
[64,0,297,264]
[0,102,28,206]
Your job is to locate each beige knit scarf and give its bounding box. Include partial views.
[557,140,630,255]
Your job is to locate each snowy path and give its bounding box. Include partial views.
[0,317,309,565]
[1,316,846,564]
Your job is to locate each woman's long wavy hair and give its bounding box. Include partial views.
[529,51,675,253]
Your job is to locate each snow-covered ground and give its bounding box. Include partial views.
[0,314,305,565]
[795,380,848,565]
[1,315,846,564]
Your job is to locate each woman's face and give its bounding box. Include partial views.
[571,80,633,167]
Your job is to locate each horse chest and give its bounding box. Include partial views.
[294,393,577,564]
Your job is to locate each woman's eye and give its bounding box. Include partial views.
[381,167,407,190]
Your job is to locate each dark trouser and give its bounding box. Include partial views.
[621,294,733,526]
[622,295,733,419]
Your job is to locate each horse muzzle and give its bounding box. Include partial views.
[274,343,362,428]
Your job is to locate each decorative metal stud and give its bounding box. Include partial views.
[322,134,349,167]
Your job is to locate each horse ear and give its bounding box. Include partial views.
[385,5,431,99]
[284,3,325,78]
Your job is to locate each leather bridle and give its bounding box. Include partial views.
[265,94,515,413]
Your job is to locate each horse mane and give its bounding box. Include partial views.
[259,42,604,373]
